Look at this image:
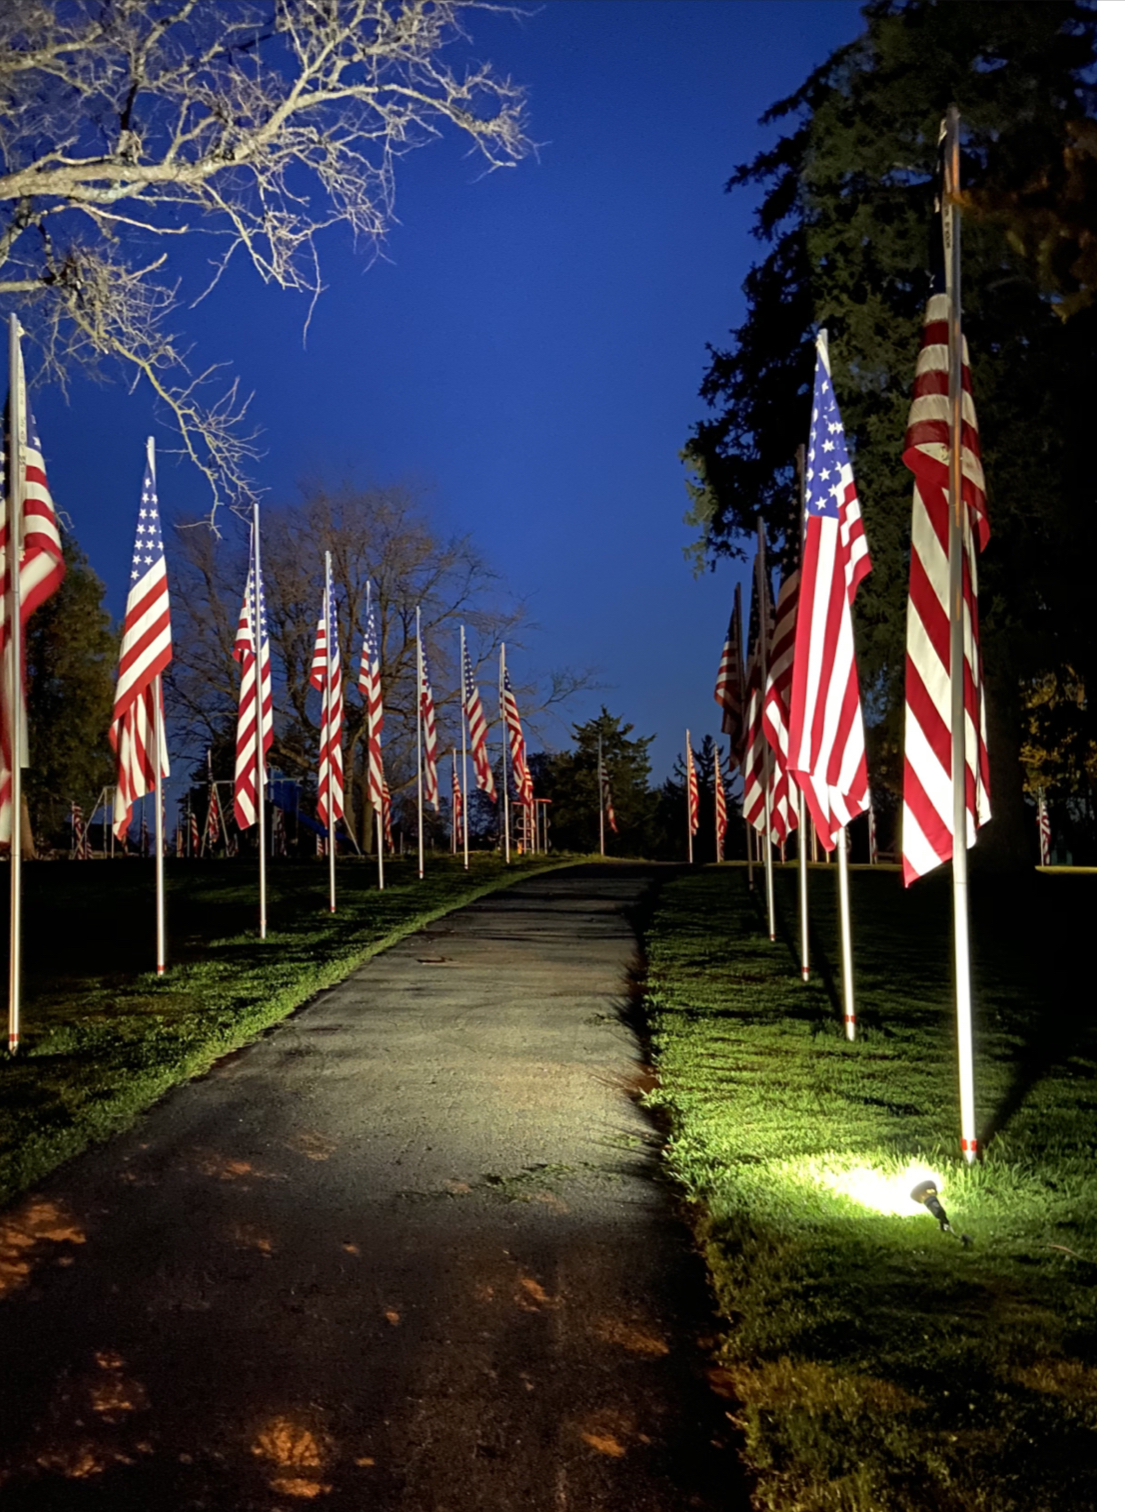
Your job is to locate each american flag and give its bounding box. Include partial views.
[902,167,990,886]
[501,659,534,807]
[273,805,288,857]
[71,801,90,859]
[311,561,344,831]
[601,761,618,835]
[787,332,872,850]
[232,530,273,830]
[108,444,171,842]
[714,598,743,770]
[762,497,804,847]
[714,744,727,861]
[1037,790,1050,867]
[741,566,773,837]
[687,736,700,837]
[206,785,221,852]
[462,634,496,801]
[190,808,200,857]
[417,620,440,810]
[451,757,463,847]
[1,342,67,848]
[358,589,392,838]
[176,824,184,859]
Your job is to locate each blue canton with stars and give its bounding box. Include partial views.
[805,346,853,523]
[130,460,165,585]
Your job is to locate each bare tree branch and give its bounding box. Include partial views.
[0,1,532,518]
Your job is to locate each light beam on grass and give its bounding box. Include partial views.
[816,1162,944,1218]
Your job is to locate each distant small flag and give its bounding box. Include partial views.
[273,805,288,857]
[462,636,497,801]
[741,567,773,836]
[232,530,273,830]
[71,802,90,860]
[687,738,700,838]
[176,824,184,859]
[601,763,618,835]
[418,620,440,810]
[311,561,344,832]
[714,598,743,771]
[763,495,803,847]
[451,758,464,847]
[190,809,200,857]
[714,745,727,861]
[358,587,392,840]
[501,660,534,808]
[1037,790,1051,866]
[206,785,220,852]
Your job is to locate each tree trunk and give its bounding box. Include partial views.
[974,670,1032,872]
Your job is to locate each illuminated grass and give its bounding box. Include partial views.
[0,853,572,1209]
[641,863,1096,1512]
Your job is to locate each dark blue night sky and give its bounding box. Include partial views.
[29,0,866,779]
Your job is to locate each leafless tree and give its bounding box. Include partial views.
[0,1,530,515]
[166,481,594,844]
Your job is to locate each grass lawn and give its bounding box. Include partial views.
[0,851,570,1210]
[640,861,1096,1512]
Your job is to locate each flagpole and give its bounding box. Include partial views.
[837,822,856,1039]
[416,605,424,880]
[794,445,810,982]
[146,436,167,976]
[500,644,510,865]
[252,501,268,937]
[7,315,25,1053]
[460,626,470,871]
[325,553,337,913]
[945,107,976,1163]
[686,729,693,865]
[756,520,776,941]
[598,733,605,858]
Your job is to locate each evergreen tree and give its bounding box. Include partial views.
[25,535,118,851]
[683,0,1095,866]
[532,709,654,854]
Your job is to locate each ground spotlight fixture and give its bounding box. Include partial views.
[910,1180,972,1248]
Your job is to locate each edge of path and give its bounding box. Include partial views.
[0,857,590,1214]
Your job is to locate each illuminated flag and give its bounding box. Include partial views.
[108,445,171,842]
[232,533,273,829]
[358,589,392,836]
[501,663,533,807]
[273,805,288,857]
[787,332,872,850]
[176,824,184,859]
[714,598,743,769]
[0,341,66,848]
[902,191,990,885]
[417,621,439,810]
[714,744,727,861]
[1037,791,1051,867]
[462,636,496,801]
[311,561,344,831]
[190,809,200,857]
[70,802,90,860]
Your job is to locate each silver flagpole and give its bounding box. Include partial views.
[416,605,424,879]
[149,437,166,976]
[460,626,470,870]
[598,732,605,857]
[757,520,776,941]
[945,107,976,1163]
[500,644,510,865]
[734,583,753,890]
[326,553,336,913]
[837,822,856,1039]
[795,445,810,981]
[7,316,25,1052]
[252,501,267,937]
[686,729,693,865]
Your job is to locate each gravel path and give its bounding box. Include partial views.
[0,864,746,1510]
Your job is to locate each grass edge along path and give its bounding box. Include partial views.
[639,863,1095,1512]
[0,855,581,1212]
